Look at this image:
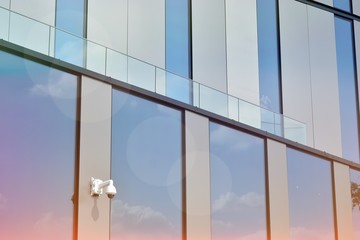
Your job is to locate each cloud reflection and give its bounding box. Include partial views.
[213,192,265,213]
[112,200,176,235]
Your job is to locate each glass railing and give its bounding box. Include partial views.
[0,6,307,144]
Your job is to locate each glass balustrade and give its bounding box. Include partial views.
[0,6,306,145]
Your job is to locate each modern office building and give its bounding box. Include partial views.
[1,0,360,239]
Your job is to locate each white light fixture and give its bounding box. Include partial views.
[90,177,117,199]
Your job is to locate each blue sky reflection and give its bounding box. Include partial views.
[210,122,266,240]
[111,90,183,240]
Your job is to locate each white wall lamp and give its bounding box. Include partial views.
[90,177,117,199]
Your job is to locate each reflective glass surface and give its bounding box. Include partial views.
[0,51,77,240]
[257,0,281,114]
[335,17,360,163]
[210,122,266,240]
[111,90,183,240]
[56,0,84,36]
[166,0,190,78]
[55,0,85,67]
[287,149,335,240]
[350,169,360,239]
[334,0,351,12]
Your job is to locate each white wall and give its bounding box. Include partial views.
[87,0,127,54]
[307,6,342,156]
[185,111,211,240]
[0,0,9,8]
[78,76,112,240]
[11,0,56,26]
[279,0,314,146]
[267,140,290,240]
[354,0,360,15]
[128,0,165,68]
[192,0,227,92]
[225,0,259,105]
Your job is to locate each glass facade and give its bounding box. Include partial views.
[257,0,281,114]
[165,0,191,104]
[111,89,183,240]
[333,0,351,12]
[334,16,360,163]
[0,51,78,239]
[350,169,360,239]
[55,0,85,66]
[2,1,360,239]
[210,122,266,240]
[287,149,335,240]
[165,0,191,78]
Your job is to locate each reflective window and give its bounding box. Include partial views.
[111,90,183,240]
[335,16,360,163]
[165,0,191,78]
[56,0,85,36]
[55,0,85,67]
[350,169,360,239]
[257,0,281,114]
[210,122,267,240]
[0,51,77,239]
[334,0,351,12]
[165,0,191,104]
[287,149,335,240]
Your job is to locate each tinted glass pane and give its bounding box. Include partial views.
[350,169,360,239]
[56,0,85,36]
[334,0,351,12]
[0,51,77,239]
[166,0,190,78]
[111,90,183,240]
[55,30,85,67]
[257,0,281,114]
[335,17,360,163]
[55,0,85,67]
[210,122,266,240]
[287,149,335,240]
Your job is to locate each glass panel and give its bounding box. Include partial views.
[210,122,266,240]
[192,81,200,108]
[228,96,239,121]
[274,113,283,137]
[55,0,85,67]
[86,41,106,75]
[156,68,166,96]
[257,0,281,113]
[0,51,77,239]
[200,85,228,117]
[0,8,9,40]
[128,57,156,92]
[9,12,50,55]
[55,30,84,67]
[55,0,85,36]
[49,26,55,57]
[287,149,335,240]
[111,90,183,240]
[238,100,261,129]
[350,169,360,239]
[166,72,190,104]
[284,117,306,144]
[335,17,360,163]
[106,49,128,82]
[261,108,275,134]
[334,0,351,12]
[166,0,190,78]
